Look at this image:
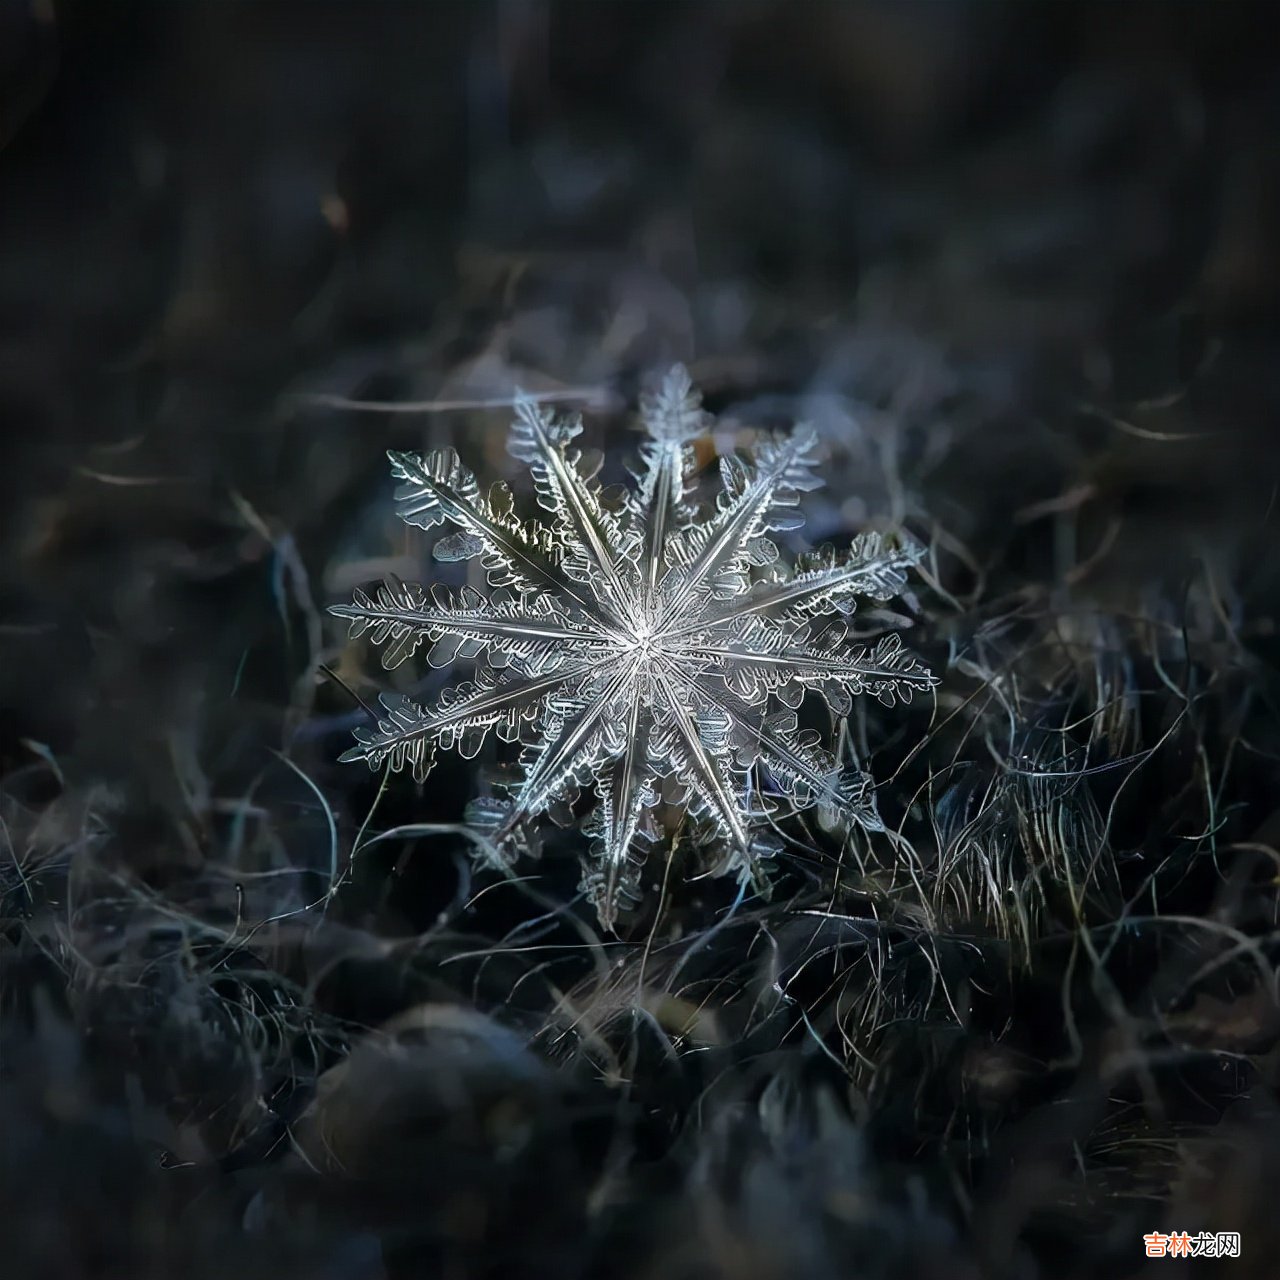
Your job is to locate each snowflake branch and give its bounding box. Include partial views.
[659,426,822,621]
[330,578,599,671]
[508,401,635,617]
[387,448,600,614]
[340,662,602,781]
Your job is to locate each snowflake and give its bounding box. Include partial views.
[332,367,936,927]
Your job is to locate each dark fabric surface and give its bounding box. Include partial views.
[3,4,1279,1277]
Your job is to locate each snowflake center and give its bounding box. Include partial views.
[628,619,659,658]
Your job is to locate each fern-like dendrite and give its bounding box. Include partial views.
[332,367,936,927]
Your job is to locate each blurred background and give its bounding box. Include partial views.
[2,3,1280,1278]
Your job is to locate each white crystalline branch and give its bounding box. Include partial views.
[331,366,937,927]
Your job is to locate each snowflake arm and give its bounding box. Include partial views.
[507,399,637,611]
[652,669,752,855]
[387,448,599,613]
[633,366,705,596]
[330,578,597,671]
[690,531,926,629]
[684,622,937,714]
[659,426,823,615]
[338,661,604,784]
[582,690,657,924]
[489,660,637,844]
[711,690,883,834]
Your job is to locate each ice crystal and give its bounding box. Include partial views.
[332,367,936,927]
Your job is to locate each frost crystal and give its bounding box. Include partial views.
[332,367,936,927]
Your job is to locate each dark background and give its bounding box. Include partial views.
[2,3,1280,1278]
